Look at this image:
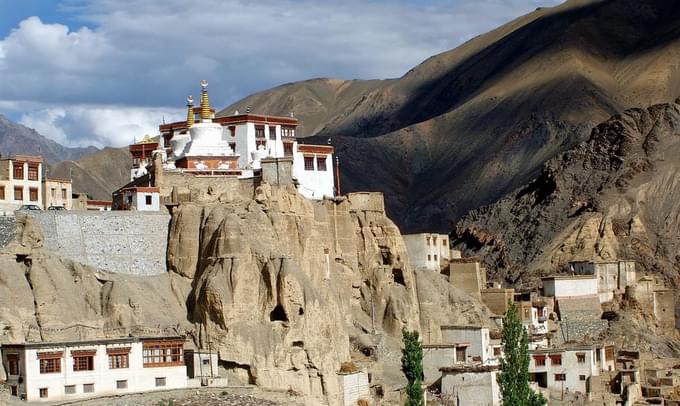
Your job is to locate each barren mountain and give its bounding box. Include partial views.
[454,99,680,283]
[219,0,680,232]
[0,115,97,163]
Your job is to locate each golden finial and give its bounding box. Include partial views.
[186,95,195,127]
[200,80,211,121]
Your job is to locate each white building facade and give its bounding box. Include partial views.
[1,337,187,402]
[112,187,161,211]
[542,275,598,298]
[440,326,497,365]
[570,260,637,302]
[42,178,72,210]
[292,143,335,200]
[440,366,500,406]
[403,233,450,271]
[0,155,43,214]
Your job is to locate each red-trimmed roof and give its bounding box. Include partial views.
[159,113,298,132]
[297,144,334,154]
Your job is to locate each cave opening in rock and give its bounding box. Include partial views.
[392,268,405,286]
[270,304,289,322]
[298,307,304,316]
[380,247,393,265]
[292,340,304,348]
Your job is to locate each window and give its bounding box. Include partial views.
[62,189,67,199]
[13,164,23,180]
[281,126,295,137]
[143,340,184,367]
[304,156,314,171]
[605,346,614,361]
[28,165,38,180]
[434,254,438,261]
[256,139,266,148]
[229,126,236,137]
[494,347,501,356]
[155,377,166,387]
[39,388,48,398]
[73,352,95,371]
[549,354,562,366]
[316,157,327,171]
[442,239,447,246]
[145,195,152,205]
[65,385,76,395]
[7,354,19,375]
[555,374,566,381]
[255,126,265,138]
[116,380,128,389]
[426,237,430,246]
[108,354,129,369]
[283,142,293,157]
[533,355,546,366]
[229,142,236,152]
[39,355,62,374]
[10,386,17,396]
[29,188,38,202]
[576,353,586,363]
[0,186,4,200]
[456,347,466,362]
[14,187,23,201]
[269,126,276,140]
[579,375,586,381]
[51,188,56,199]
[83,384,94,393]
[202,358,210,366]
[427,254,431,261]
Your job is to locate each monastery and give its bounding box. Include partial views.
[114,80,336,209]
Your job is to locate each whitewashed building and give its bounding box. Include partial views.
[403,233,450,271]
[153,81,336,201]
[42,177,72,210]
[528,343,615,395]
[542,275,598,298]
[112,187,161,211]
[440,326,498,365]
[570,260,637,302]
[0,155,43,214]
[440,365,501,406]
[1,336,187,402]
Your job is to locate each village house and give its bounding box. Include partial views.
[570,260,637,302]
[42,177,72,210]
[440,364,501,406]
[1,336,187,402]
[71,194,112,211]
[403,233,450,271]
[0,155,43,214]
[115,80,336,209]
[112,187,161,211]
[440,325,499,365]
[529,343,615,396]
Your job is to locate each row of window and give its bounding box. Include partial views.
[49,188,69,200]
[0,186,39,201]
[12,165,40,181]
[427,254,439,262]
[35,378,167,399]
[303,156,327,171]
[551,373,586,382]
[426,237,448,247]
[253,126,295,140]
[533,353,586,367]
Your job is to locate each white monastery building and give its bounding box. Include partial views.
[1,336,187,402]
[42,177,72,210]
[541,275,598,298]
[403,233,450,271]
[0,155,43,214]
[118,80,336,207]
[570,260,637,302]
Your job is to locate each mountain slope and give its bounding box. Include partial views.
[219,0,680,232]
[454,99,680,283]
[0,115,97,163]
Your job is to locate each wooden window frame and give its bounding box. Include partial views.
[29,187,38,202]
[303,156,314,171]
[229,126,236,137]
[316,156,327,171]
[39,388,48,398]
[14,187,23,201]
[605,346,614,361]
[27,165,39,181]
[62,188,67,199]
[555,373,566,381]
[456,347,466,362]
[255,126,265,139]
[281,126,295,138]
[0,185,5,200]
[7,354,19,375]
[142,341,184,368]
[576,353,586,363]
[533,355,546,366]
[549,354,562,366]
[39,355,62,374]
[269,126,276,140]
[283,142,293,157]
[72,351,95,372]
[108,353,129,369]
[13,164,24,180]
[145,195,152,206]
[579,375,586,381]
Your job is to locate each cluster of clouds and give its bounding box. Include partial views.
[0,0,561,148]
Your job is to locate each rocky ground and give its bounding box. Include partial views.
[0,386,307,406]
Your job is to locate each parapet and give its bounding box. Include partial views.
[346,192,385,213]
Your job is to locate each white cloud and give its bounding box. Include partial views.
[18,105,183,148]
[0,0,562,147]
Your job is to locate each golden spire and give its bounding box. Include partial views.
[186,95,195,127]
[200,79,211,121]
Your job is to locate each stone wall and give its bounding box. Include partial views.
[0,215,16,248]
[23,211,170,275]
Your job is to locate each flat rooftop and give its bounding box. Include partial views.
[1,336,185,349]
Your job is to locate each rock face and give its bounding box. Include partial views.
[454,100,680,283]
[167,187,420,403]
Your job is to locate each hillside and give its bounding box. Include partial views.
[454,99,680,283]
[219,0,680,232]
[0,115,97,163]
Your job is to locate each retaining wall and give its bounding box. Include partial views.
[25,211,170,276]
[0,215,16,248]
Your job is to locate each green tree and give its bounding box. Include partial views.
[498,302,546,406]
[401,329,424,406]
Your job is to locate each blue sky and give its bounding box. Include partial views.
[0,0,562,147]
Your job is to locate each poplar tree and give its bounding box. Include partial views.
[498,302,546,406]
[401,329,424,406]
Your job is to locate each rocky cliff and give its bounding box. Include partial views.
[454,99,680,284]
[0,186,492,404]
